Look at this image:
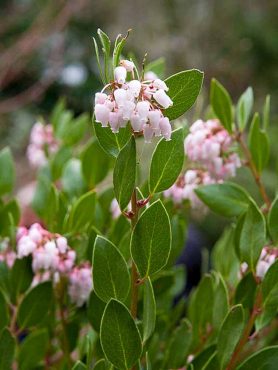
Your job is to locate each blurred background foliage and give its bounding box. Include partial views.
[0,0,277,244]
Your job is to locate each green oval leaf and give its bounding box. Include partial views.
[268,196,278,243]
[236,346,278,370]
[18,329,49,370]
[87,291,106,332]
[0,328,15,370]
[130,200,171,278]
[67,191,96,232]
[149,128,184,194]
[100,299,142,369]
[93,236,130,303]
[195,182,250,217]
[0,290,9,331]
[163,319,192,369]
[113,136,136,210]
[236,87,253,131]
[0,147,15,196]
[217,305,245,370]
[248,113,270,173]
[81,139,110,188]
[237,201,266,272]
[210,79,233,133]
[143,278,156,342]
[17,281,54,329]
[94,119,131,158]
[164,69,204,121]
[72,361,87,370]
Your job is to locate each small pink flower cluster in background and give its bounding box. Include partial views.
[241,246,278,279]
[164,170,215,210]
[27,122,59,168]
[164,119,241,211]
[110,198,132,218]
[0,238,16,268]
[184,119,241,180]
[1,223,92,307]
[94,60,173,143]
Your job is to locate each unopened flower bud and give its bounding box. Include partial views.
[148,110,161,129]
[159,117,172,140]
[95,104,110,127]
[153,89,173,109]
[128,80,142,97]
[120,59,135,72]
[130,113,142,132]
[114,66,127,84]
[114,88,128,107]
[95,92,108,105]
[109,111,120,133]
[153,79,169,91]
[122,101,136,121]
[143,124,154,143]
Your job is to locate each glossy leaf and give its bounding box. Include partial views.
[94,118,131,158]
[87,291,106,332]
[81,139,110,188]
[131,200,171,278]
[268,196,278,243]
[143,278,156,342]
[236,202,266,271]
[18,329,49,370]
[236,87,253,131]
[164,69,204,121]
[0,328,15,370]
[235,272,257,309]
[100,299,142,369]
[236,346,278,370]
[217,305,244,370]
[163,319,192,369]
[93,236,130,303]
[113,136,136,210]
[210,79,233,133]
[0,147,15,196]
[0,290,9,331]
[149,128,184,194]
[195,182,250,217]
[248,113,269,173]
[212,273,229,331]
[17,281,54,328]
[67,191,96,232]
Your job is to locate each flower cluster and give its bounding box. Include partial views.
[94,60,173,142]
[1,223,92,307]
[27,122,59,168]
[164,119,240,210]
[164,170,215,210]
[241,246,278,279]
[184,119,241,180]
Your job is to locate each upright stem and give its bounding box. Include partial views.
[226,287,262,370]
[130,188,139,318]
[236,133,271,210]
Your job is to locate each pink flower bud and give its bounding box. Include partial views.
[136,101,150,123]
[95,92,108,104]
[109,111,120,133]
[95,104,110,127]
[130,113,143,132]
[159,117,172,140]
[122,101,135,121]
[153,79,169,91]
[120,59,135,72]
[56,236,68,254]
[153,89,173,108]
[144,71,158,80]
[114,88,128,107]
[114,66,127,84]
[128,80,142,97]
[143,124,154,143]
[148,110,161,129]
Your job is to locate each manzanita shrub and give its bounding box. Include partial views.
[0,29,278,370]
